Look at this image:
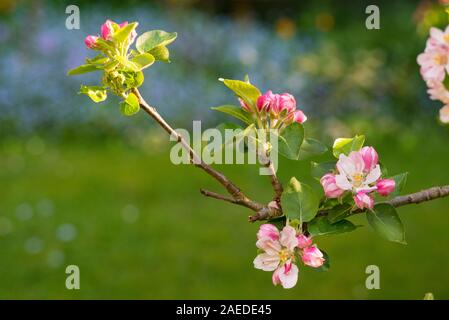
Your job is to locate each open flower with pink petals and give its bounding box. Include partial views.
[254,225,299,289]
[320,146,395,210]
[417,49,449,82]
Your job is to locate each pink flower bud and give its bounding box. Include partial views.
[360,146,378,172]
[101,19,114,40]
[320,173,345,198]
[256,90,276,112]
[301,246,325,268]
[84,35,98,49]
[239,98,252,112]
[293,109,307,124]
[354,191,374,210]
[278,93,296,113]
[376,179,395,196]
[257,224,279,241]
[296,234,312,249]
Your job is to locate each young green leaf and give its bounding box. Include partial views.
[326,203,353,224]
[276,123,305,160]
[79,85,107,103]
[311,161,337,180]
[136,30,177,53]
[366,203,406,244]
[297,138,328,161]
[120,92,140,116]
[307,216,357,237]
[148,45,170,62]
[332,135,365,158]
[219,78,261,109]
[131,53,155,70]
[67,64,101,76]
[211,105,253,125]
[112,22,138,43]
[281,177,320,224]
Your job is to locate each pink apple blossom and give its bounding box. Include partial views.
[426,26,449,51]
[417,49,449,82]
[301,246,325,268]
[376,179,396,197]
[360,146,378,172]
[354,191,374,210]
[320,173,345,198]
[239,98,252,112]
[84,35,98,49]
[101,19,114,40]
[253,225,299,289]
[257,224,279,241]
[427,80,449,104]
[278,93,296,113]
[292,109,307,124]
[296,234,313,249]
[335,151,381,194]
[256,90,276,112]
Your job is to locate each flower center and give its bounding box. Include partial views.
[279,249,291,263]
[352,173,364,187]
[434,53,448,66]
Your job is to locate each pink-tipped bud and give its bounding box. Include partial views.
[296,234,313,249]
[239,98,252,112]
[256,90,276,112]
[301,246,325,268]
[354,191,374,210]
[293,109,307,124]
[84,35,98,49]
[360,146,378,172]
[101,19,114,40]
[278,93,296,113]
[376,179,395,197]
[320,173,345,198]
[257,224,279,241]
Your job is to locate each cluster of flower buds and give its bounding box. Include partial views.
[240,90,307,129]
[417,26,449,123]
[320,146,395,210]
[84,19,137,49]
[253,224,324,289]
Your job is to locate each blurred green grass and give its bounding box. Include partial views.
[1,120,449,299]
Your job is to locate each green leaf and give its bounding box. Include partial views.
[124,71,144,89]
[276,123,305,160]
[115,56,140,72]
[332,135,365,158]
[131,53,155,70]
[266,216,286,230]
[281,177,320,224]
[388,173,408,198]
[366,203,406,244]
[211,105,253,125]
[79,85,107,103]
[311,161,337,180]
[136,30,177,53]
[120,92,140,116]
[220,78,261,109]
[298,138,328,161]
[327,203,353,224]
[112,22,138,43]
[67,64,101,76]
[149,45,170,62]
[308,216,357,237]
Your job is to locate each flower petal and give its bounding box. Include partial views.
[253,253,280,272]
[364,165,381,185]
[279,226,298,251]
[278,263,299,289]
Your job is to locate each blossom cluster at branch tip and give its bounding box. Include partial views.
[417,26,449,123]
[320,146,395,210]
[254,224,324,289]
[240,90,307,129]
[84,19,137,49]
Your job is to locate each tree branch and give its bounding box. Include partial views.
[265,161,283,202]
[133,88,264,212]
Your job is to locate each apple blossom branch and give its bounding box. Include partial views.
[133,88,449,224]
